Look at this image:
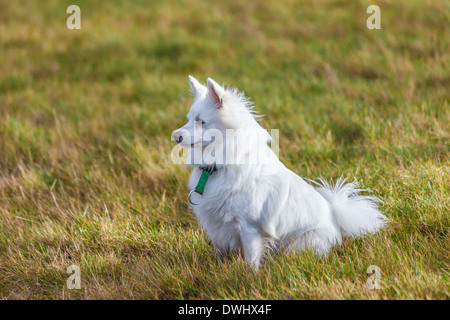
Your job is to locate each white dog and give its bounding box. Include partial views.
[172,76,388,268]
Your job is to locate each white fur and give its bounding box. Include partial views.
[172,76,389,268]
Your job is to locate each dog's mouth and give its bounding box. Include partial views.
[190,141,211,148]
[190,138,215,148]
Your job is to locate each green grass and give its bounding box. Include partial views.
[0,0,448,299]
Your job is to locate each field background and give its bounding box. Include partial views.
[0,0,448,299]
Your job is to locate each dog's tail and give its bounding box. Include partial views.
[314,177,388,237]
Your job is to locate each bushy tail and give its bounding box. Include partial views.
[315,177,389,237]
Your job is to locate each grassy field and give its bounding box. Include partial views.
[0,0,448,299]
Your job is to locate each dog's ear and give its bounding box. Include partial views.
[207,78,225,108]
[189,75,206,98]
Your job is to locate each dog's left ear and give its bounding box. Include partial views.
[189,75,206,98]
[207,78,225,108]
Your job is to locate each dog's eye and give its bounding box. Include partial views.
[195,116,205,125]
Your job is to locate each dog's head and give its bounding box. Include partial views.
[171,76,226,148]
[172,76,263,149]
[172,76,273,168]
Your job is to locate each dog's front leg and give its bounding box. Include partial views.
[241,227,264,269]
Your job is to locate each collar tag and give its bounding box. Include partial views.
[188,170,211,205]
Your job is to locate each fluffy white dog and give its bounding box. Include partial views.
[172,76,388,268]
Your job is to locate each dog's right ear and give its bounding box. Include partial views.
[189,75,206,98]
[207,78,225,109]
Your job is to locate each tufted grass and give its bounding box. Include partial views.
[0,0,448,299]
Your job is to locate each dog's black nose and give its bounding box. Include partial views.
[176,136,183,143]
